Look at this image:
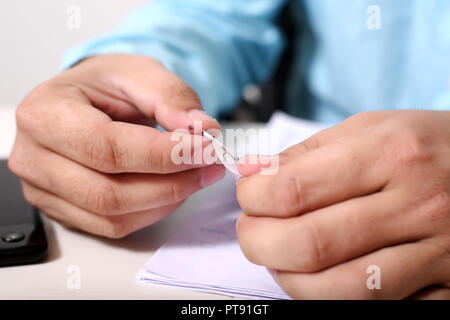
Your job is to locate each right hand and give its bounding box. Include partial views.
[8,54,225,238]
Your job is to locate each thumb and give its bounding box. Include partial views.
[238,155,280,177]
[237,143,309,176]
[119,56,220,132]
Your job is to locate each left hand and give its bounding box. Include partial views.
[236,110,450,299]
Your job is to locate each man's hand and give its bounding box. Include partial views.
[236,110,450,299]
[8,54,225,238]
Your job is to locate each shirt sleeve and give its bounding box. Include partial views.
[61,0,287,117]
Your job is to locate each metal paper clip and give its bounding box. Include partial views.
[202,130,241,178]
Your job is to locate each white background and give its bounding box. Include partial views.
[0,0,147,107]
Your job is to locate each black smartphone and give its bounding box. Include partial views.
[0,159,48,267]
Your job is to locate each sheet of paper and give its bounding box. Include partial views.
[137,112,328,299]
[138,174,288,299]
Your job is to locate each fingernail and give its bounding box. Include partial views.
[201,165,225,187]
[188,109,214,121]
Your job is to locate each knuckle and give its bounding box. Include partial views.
[106,133,128,172]
[428,236,450,270]
[167,183,180,203]
[410,186,450,232]
[101,217,130,239]
[15,101,37,134]
[15,82,54,132]
[428,191,450,221]
[83,135,109,172]
[422,191,450,227]
[147,140,166,172]
[299,134,320,153]
[85,182,124,215]
[15,103,31,130]
[83,131,124,173]
[274,175,304,216]
[21,185,41,208]
[161,182,186,205]
[291,222,327,272]
[387,119,431,166]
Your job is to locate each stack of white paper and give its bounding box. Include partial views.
[137,112,327,299]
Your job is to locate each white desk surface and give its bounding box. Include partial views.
[0,105,255,300]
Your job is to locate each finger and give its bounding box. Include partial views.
[126,69,221,133]
[17,93,214,173]
[21,181,183,239]
[274,240,448,299]
[238,111,398,177]
[237,129,390,217]
[63,54,221,132]
[238,155,281,176]
[125,62,221,132]
[13,142,225,216]
[237,188,435,272]
[409,286,450,300]
[81,54,220,132]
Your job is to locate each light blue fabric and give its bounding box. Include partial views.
[62,0,450,124]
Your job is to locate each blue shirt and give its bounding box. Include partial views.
[62,0,450,124]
